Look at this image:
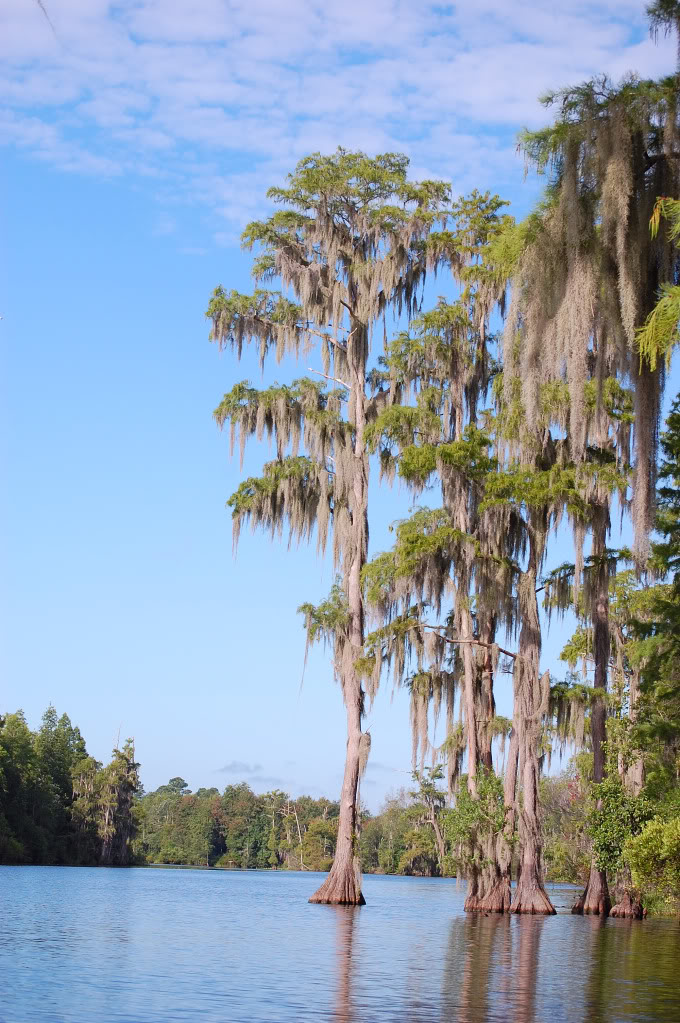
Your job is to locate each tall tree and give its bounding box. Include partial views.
[207,150,451,904]
[497,59,679,913]
[98,740,140,866]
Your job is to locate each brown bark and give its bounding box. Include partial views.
[610,889,644,919]
[310,324,368,906]
[626,667,644,796]
[479,618,496,773]
[464,866,481,912]
[509,536,555,915]
[571,862,610,916]
[510,750,555,915]
[573,506,611,916]
[460,606,479,799]
[475,727,518,913]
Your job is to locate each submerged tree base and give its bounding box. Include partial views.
[572,864,610,916]
[610,891,644,919]
[463,893,479,912]
[309,863,366,906]
[510,877,556,915]
[476,877,513,914]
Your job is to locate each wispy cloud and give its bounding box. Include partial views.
[217,760,262,774]
[249,774,284,786]
[2,1,673,225]
[365,761,398,774]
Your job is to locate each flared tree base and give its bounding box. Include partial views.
[610,891,644,919]
[476,877,513,914]
[464,892,479,912]
[572,864,610,916]
[309,864,365,906]
[510,876,556,915]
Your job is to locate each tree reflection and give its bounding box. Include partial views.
[332,907,357,1023]
[511,917,544,1023]
[584,917,680,1023]
[443,914,544,1022]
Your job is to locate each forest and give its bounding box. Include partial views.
[3,0,680,921]
[0,706,617,889]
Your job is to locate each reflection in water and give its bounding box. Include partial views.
[333,907,357,1023]
[443,914,544,1023]
[2,870,680,1023]
[585,914,680,1023]
[456,914,502,1021]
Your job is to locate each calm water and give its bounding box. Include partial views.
[1,867,679,1022]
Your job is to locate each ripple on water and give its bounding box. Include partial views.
[0,867,679,1022]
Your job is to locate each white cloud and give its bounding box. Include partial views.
[1,0,674,224]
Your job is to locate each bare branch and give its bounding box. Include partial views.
[308,368,351,390]
[421,625,517,660]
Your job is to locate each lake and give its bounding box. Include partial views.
[1,866,679,1022]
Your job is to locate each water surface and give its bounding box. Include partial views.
[1,866,678,1022]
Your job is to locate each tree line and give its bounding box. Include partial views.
[130,765,596,880]
[1,692,677,913]
[205,0,680,912]
[0,714,590,886]
[0,707,139,866]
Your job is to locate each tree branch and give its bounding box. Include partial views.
[421,624,517,660]
[308,368,351,390]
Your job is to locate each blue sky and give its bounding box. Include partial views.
[1,0,677,809]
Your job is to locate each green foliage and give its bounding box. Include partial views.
[587,777,653,875]
[260,149,451,228]
[445,770,505,850]
[0,707,139,866]
[365,404,441,454]
[637,282,680,371]
[636,198,680,369]
[540,769,591,883]
[520,74,677,174]
[396,444,438,487]
[627,394,680,804]
[397,824,439,875]
[362,507,473,605]
[298,583,350,646]
[625,815,680,911]
[481,463,586,517]
[228,456,326,518]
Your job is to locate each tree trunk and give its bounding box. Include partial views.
[573,506,611,916]
[511,748,555,915]
[509,549,555,915]
[430,811,446,871]
[479,619,496,773]
[572,862,610,916]
[464,864,481,912]
[610,887,644,919]
[626,667,644,796]
[310,323,368,906]
[460,604,479,799]
[309,691,364,904]
[476,728,518,913]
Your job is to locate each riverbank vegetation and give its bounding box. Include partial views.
[0,713,588,881]
[0,707,139,866]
